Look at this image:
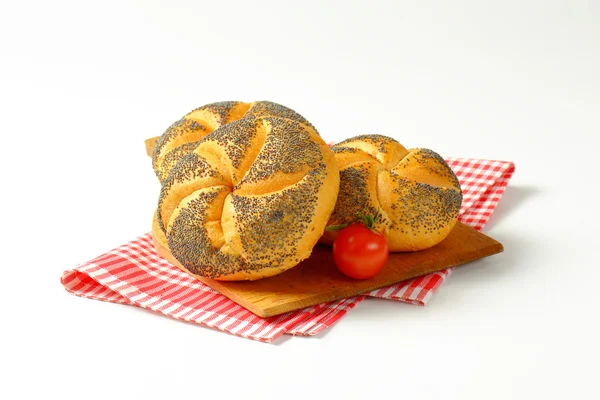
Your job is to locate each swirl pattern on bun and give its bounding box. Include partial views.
[153,115,339,281]
[152,101,315,183]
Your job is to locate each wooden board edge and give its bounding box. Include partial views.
[258,239,504,317]
[196,278,273,318]
[155,225,504,318]
[145,136,159,157]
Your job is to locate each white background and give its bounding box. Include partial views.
[1,1,599,399]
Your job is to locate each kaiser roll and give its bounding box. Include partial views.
[320,134,462,252]
[153,115,339,281]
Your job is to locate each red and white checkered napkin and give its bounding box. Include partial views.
[61,158,514,342]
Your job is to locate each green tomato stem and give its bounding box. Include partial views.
[326,211,382,233]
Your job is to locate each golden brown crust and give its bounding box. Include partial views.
[320,135,462,252]
[151,101,317,183]
[155,115,338,281]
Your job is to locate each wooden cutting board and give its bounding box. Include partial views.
[144,138,503,317]
[154,222,502,317]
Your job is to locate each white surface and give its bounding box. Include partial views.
[1,1,598,399]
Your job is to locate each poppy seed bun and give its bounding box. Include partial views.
[154,116,339,281]
[320,134,462,252]
[152,101,316,183]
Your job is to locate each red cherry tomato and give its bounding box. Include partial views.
[332,223,389,279]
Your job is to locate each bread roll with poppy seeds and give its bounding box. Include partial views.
[152,101,316,183]
[153,115,339,281]
[320,135,462,252]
